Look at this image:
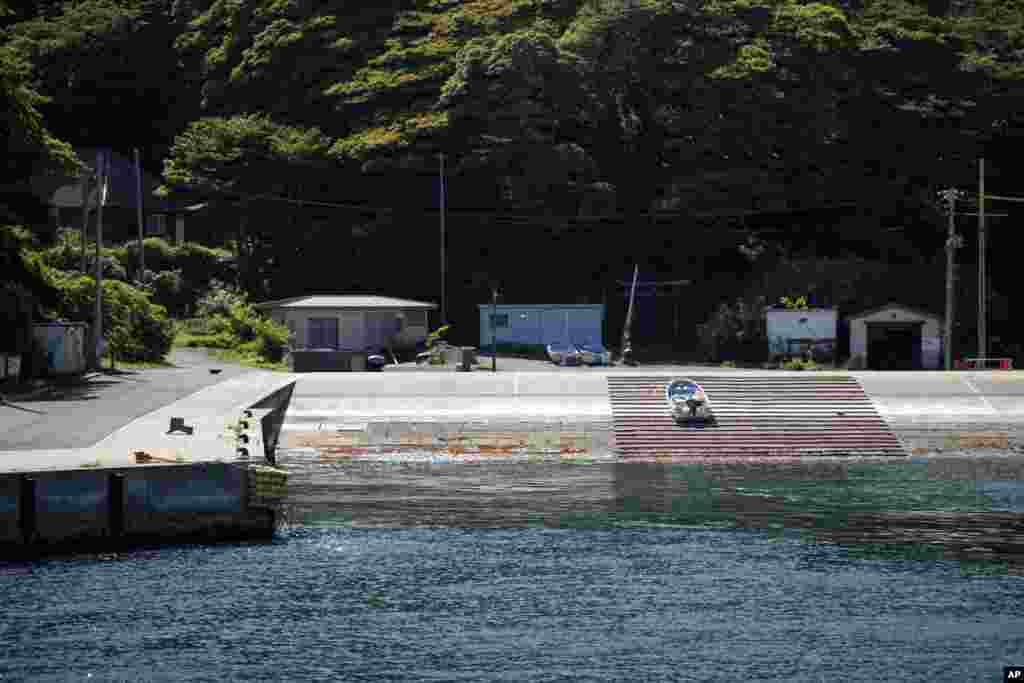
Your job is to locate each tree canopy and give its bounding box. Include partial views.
[3,0,1023,347]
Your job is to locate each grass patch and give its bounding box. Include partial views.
[173,328,288,371]
[172,330,203,348]
[780,357,826,371]
[205,348,289,372]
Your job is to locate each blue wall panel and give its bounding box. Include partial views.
[143,464,243,514]
[36,473,107,514]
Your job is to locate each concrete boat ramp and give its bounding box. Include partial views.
[281,369,1024,460]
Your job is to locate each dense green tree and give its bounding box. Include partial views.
[5,0,1024,347]
[3,0,200,166]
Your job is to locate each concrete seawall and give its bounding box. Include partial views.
[0,463,275,557]
[0,376,295,557]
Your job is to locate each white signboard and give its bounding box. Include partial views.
[766,310,837,356]
[921,336,942,369]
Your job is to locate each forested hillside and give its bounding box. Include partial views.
[3,0,1023,350]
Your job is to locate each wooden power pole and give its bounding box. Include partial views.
[939,188,963,370]
[978,158,986,360]
[439,153,446,325]
[134,148,146,280]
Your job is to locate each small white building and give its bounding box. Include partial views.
[765,308,838,359]
[847,303,943,370]
[478,304,605,350]
[254,295,436,351]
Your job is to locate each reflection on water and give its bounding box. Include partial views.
[280,451,1024,567]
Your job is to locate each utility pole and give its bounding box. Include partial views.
[939,188,963,370]
[439,153,447,325]
[79,167,94,274]
[491,286,498,372]
[93,150,109,370]
[978,158,986,360]
[134,148,145,280]
[620,265,638,366]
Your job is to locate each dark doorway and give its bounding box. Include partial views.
[867,322,922,370]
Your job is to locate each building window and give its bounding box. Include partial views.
[307,318,339,349]
[147,213,167,235]
[490,314,509,328]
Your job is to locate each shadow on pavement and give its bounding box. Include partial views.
[2,378,129,404]
[0,400,46,414]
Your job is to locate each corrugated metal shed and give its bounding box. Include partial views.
[479,304,605,348]
[608,374,906,458]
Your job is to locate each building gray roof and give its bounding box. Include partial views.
[846,302,943,321]
[475,304,604,309]
[254,295,437,310]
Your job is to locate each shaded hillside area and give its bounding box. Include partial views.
[2,0,1023,357]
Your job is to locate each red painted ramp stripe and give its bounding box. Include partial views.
[607,375,905,458]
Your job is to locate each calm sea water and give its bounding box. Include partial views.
[2,459,1023,682]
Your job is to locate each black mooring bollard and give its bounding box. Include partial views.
[107,473,124,539]
[19,476,36,546]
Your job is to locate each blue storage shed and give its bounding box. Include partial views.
[478,304,605,352]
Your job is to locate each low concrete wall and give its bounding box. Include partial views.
[290,350,360,372]
[0,463,274,557]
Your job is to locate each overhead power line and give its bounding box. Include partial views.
[192,186,868,229]
[961,190,1024,204]
[981,193,1024,203]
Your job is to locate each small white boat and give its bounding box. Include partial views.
[547,341,580,365]
[665,379,712,421]
[576,341,611,366]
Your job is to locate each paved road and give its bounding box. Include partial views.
[0,349,258,450]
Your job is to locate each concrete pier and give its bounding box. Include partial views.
[0,374,295,557]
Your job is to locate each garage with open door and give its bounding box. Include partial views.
[848,304,943,370]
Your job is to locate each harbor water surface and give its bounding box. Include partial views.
[2,455,1023,682]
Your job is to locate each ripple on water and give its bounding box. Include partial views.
[3,459,1024,682]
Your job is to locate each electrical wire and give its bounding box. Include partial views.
[186,186,874,233]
